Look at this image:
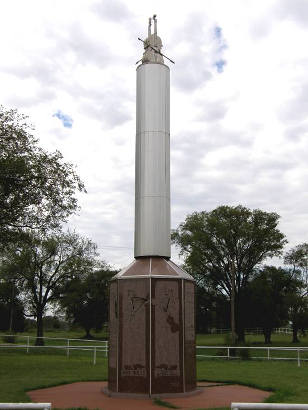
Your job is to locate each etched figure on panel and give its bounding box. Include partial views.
[128,290,148,321]
[154,280,180,379]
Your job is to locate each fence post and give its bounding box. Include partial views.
[67,339,70,358]
[297,349,300,367]
[105,341,107,358]
[227,347,230,360]
[27,336,30,354]
[268,348,270,360]
[93,347,97,365]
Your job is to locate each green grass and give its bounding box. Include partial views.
[0,350,108,402]
[196,332,308,347]
[197,358,308,403]
[1,351,308,405]
[1,331,308,408]
[0,329,108,344]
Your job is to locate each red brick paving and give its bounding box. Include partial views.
[28,381,271,409]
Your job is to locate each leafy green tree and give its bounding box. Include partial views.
[172,205,287,341]
[2,231,98,345]
[43,315,66,331]
[0,279,25,332]
[60,267,115,338]
[284,243,308,342]
[286,291,308,343]
[195,286,214,333]
[195,286,229,333]
[247,266,292,343]
[0,106,85,248]
[285,243,308,287]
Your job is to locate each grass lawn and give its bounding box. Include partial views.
[0,349,108,402]
[196,332,308,347]
[1,331,308,409]
[1,349,308,407]
[198,358,308,403]
[0,329,108,348]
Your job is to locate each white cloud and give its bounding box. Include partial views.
[1,0,308,268]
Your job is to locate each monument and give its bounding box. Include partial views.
[106,15,196,397]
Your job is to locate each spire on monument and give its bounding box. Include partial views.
[142,14,164,64]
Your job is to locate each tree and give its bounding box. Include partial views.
[2,231,99,345]
[284,243,308,342]
[285,243,308,287]
[195,286,229,333]
[286,290,308,343]
[0,106,85,248]
[0,279,25,332]
[60,267,115,338]
[195,286,215,333]
[247,266,291,343]
[172,205,287,341]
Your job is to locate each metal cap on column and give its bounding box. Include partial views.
[134,15,170,258]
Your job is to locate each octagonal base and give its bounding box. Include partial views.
[108,257,196,396]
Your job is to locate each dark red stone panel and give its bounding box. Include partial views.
[118,278,150,393]
[184,281,196,391]
[151,279,183,394]
[108,281,118,392]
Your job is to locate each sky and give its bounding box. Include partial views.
[1,0,308,269]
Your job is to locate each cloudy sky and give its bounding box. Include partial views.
[1,0,308,268]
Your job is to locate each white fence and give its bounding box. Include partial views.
[197,346,308,367]
[2,334,308,367]
[0,334,108,365]
[212,328,296,335]
[231,404,308,410]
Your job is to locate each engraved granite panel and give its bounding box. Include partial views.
[108,281,118,392]
[118,278,149,393]
[152,279,183,394]
[184,281,196,391]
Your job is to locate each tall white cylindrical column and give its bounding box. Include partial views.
[107,16,196,398]
[134,63,170,258]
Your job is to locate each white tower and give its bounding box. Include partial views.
[135,15,170,258]
[106,16,196,398]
